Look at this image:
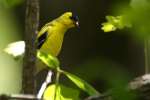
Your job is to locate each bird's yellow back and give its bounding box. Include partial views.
[37,12,79,57]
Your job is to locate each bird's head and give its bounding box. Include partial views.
[58,12,79,28]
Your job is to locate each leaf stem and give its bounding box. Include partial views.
[54,67,61,100]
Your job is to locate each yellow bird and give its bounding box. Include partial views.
[37,12,79,56]
[4,12,79,72]
[36,12,79,72]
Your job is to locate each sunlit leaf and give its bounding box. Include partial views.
[101,22,116,32]
[37,51,59,69]
[101,15,132,32]
[43,84,80,100]
[4,41,25,58]
[62,70,100,96]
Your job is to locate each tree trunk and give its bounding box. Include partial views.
[22,0,39,94]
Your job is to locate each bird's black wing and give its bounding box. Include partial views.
[37,31,48,49]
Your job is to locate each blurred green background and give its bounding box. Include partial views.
[0,0,147,96]
[0,2,23,93]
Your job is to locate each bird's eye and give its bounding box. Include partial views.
[70,15,79,22]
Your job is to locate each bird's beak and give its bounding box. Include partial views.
[75,21,79,27]
[70,15,79,27]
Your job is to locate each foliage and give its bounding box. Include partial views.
[101,15,131,32]
[37,51,60,69]
[100,0,150,99]
[101,0,150,39]
[43,84,80,100]
[62,70,100,96]
[37,51,100,100]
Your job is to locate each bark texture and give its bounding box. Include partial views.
[22,0,39,94]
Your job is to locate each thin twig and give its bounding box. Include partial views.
[54,68,61,100]
[84,90,111,100]
[37,70,53,99]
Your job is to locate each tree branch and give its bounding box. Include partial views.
[0,94,41,100]
[0,94,43,100]
[84,74,150,100]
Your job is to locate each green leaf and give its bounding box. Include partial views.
[4,41,25,58]
[101,22,116,32]
[43,84,80,100]
[37,50,59,69]
[62,70,100,96]
[101,15,132,32]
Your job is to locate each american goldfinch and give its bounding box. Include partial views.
[4,12,79,72]
[37,12,79,56]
